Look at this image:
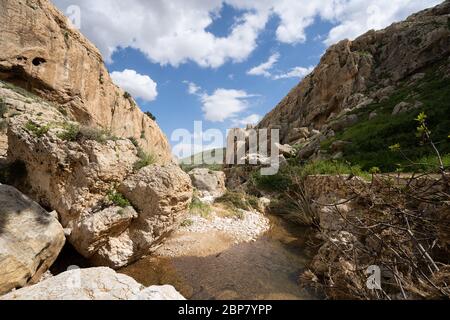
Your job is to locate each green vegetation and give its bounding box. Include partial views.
[123,92,132,99]
[128,137,139,148]
[107,190,131,208]
[57,123,79,141]
[144,111,156,121]
[134,147,157,171]
[57,123,117,143]
[24,120,50,137]
[320,60,450,172]
[181,219,194,227]
[216,191,259,212]
[189,196,212,218]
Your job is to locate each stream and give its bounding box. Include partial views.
[119,215,320,300]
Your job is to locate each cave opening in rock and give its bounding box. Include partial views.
[32,57,46,66]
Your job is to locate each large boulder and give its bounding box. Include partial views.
[1,267,185,300]
[0,0,171,162]
[0,184,65,295]
[188,168,226,199]
[6,110,191,268]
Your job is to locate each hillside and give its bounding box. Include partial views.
[257,1,450,171]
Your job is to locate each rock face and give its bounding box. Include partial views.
[257,1,450,144]
[4,97,192,268]
[0,184,65,295]
[0,0,171,162]
[189,168,226,199]
[1,267,185,300]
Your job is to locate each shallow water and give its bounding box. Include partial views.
[120,215,319,300]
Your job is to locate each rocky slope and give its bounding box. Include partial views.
[0,0,171,162]
[257,1,450,167]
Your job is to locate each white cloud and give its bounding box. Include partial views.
[247,53,314,80]
[184,81,201,95]
[247,53,280,77]
[184,82,256,122]
[110,69,158,101]
[53,0,441,68]
[231,114,262,127]
[273,66,315,80]
[201,89,255,122]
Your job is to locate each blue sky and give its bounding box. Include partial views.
[52,0,442,156]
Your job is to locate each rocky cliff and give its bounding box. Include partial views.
[258,1,450,152]
[0,0,171,162]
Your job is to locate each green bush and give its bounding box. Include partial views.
[216,191,258,211]
[189,196,212,218]
[134,148,156,171]
[107,190,131,208]
[144,111,156,121]
[57,123,80,141]
[58,124,117,143]
[24,120,50,137]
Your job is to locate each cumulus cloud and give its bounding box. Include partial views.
[184,82,256,122]
[231,114,262,127]
[53,0,441,68]
[247,53,280,77]
[201,89,255,122]
[272,66,315,80]
[110,69,158,101]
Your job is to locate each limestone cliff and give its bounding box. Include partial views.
[0,0,171,162]
[257,1,450,145]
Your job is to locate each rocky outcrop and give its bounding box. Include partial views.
[257,1,450,144]
[1,267,185,300]
[0,184,65,295]
[4,97,192,268]
[189,168,226,200]
[0,0,171,162]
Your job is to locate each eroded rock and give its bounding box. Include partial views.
[0,184,65,295]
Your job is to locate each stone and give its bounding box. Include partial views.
[0,184,65,295]
[0,0,172,162]
[392,101,413,115]
[188,168,226,199]
[0,267,185,300]
[330,114,359,131]
[369,111,378,120]
[275,143,295,157]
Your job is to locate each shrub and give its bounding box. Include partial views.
[128,137,139,148]
[57,123,80,141]
[189,196,212,218]
[107,190,131,208]
[216,191,257,211]
[144,111,156,121]
[181,219,194,227]
[24,120,50,137]
[134,148,156,171]
[58,123,117,143]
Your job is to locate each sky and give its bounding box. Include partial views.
[52,0,442,157]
